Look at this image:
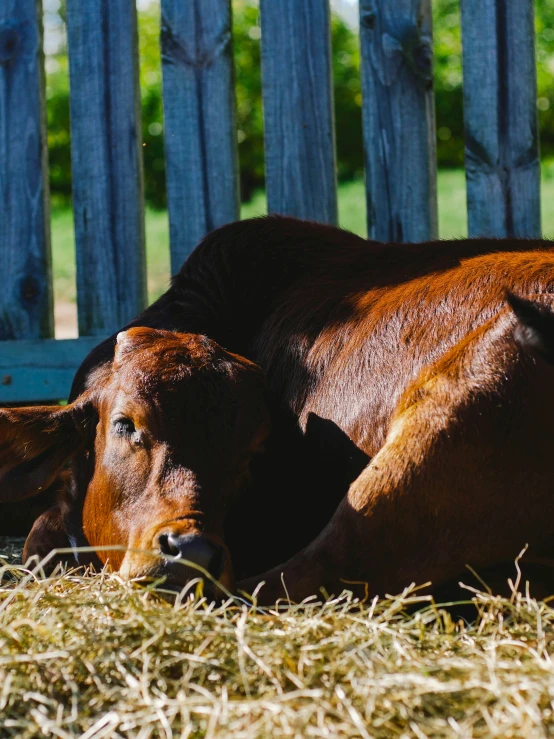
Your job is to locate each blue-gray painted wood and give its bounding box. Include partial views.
[260,0,337,224]
[66,0,146,337]
[0,0,52,340]
[0,336,106,402]
[461,0,540,238]
[359,0,437,242]
[161,0,239,271]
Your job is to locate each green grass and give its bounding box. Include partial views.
[51,166,554,316]
[239,175,470,238]
[240,163,554,240]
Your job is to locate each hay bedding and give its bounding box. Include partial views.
[1,541,554,738]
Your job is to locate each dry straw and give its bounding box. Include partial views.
[1,538,554,738]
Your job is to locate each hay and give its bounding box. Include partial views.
[1,543,554,738]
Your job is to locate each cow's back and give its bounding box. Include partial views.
[253,245,554,457]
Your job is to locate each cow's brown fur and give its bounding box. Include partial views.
[4,216,554,602]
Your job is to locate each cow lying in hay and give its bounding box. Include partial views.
[2,216,554,603]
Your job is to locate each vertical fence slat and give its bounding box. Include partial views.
[66,0,146,337]
[359,0,437,243]
[260,0,337,224]
[461,0,540,238]
[0,0,52,340]
[161,0,239,271]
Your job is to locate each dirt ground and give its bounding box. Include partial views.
[54,300,78,339]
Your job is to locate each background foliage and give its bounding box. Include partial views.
[45,0,554,209]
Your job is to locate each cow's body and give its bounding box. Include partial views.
[5,217,554,602]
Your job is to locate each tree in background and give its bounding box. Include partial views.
[44,0,71,203]
[534,0,554,158]
[44,0,554,209]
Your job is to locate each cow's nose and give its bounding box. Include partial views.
[158,532,225,580]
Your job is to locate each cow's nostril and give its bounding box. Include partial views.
[158,532,175,556]
[158,532,225,580]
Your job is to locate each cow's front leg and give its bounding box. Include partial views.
[237,429,448,605]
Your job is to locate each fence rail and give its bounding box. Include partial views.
[0,0,542,403]
[67,0,147,337]
[0,0,52,343]
[461,0,540,238]
[161,0,240,268]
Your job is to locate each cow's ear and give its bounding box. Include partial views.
[229,354,271,455]
[0,397,94,502]
[507,292,554,364]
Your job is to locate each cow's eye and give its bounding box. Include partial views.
[113,417,136,437]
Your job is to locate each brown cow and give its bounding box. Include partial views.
[2,216,554,602]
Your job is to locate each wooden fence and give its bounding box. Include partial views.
[0,0,541,403]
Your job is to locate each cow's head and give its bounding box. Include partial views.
[0,328,270,595]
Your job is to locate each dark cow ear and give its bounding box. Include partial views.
[0,397,93,502]
[230,355,271,454]
[22,506,72,569]
[507,292,554,364]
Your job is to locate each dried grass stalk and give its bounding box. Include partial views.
[1,541,554,738]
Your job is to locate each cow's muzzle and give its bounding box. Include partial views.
[157,531,225,582]
[119,525,233,600]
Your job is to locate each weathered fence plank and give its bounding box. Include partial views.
[358,0,437,242]
[0,336,106,403]
[0,0,52,340]
[161,0,239,271]
[461,0,540,238]
[66,0,146,337]
[260,0,337,224]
